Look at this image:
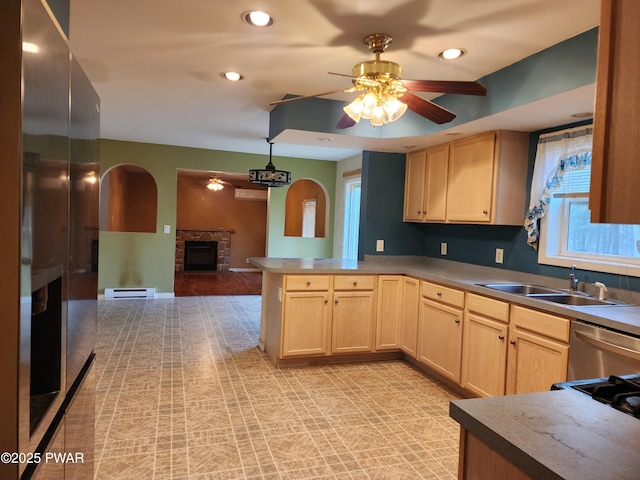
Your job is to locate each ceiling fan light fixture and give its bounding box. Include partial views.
[382,94,408,121]
[438,48,466,60]
[207,177,224,191]
[343,94,364,122]
[242,10,273,27]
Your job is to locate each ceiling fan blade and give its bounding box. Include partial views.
[399,92,456,124]
[335,113,357,129]
[402,79,487,96]
[269,88,354,106]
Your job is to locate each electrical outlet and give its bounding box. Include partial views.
[441,243,447,255]
[163,224,171,234]
[495,248,504,264]
[376,239,384,252]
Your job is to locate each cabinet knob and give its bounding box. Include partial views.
[454,319,461,324]
[482,210,488,215]
[353,281,358,286]
[324,299,328,304]
[335,299,339,304]
[510,340,516,345]
[423,211,427,214]
[306,281,311,286]
[436,292,442,296]
[417,210,421,214]
[498,335,505,340]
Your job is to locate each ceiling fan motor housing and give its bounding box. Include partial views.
[352,60,402,79]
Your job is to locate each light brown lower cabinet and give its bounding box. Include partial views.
[332,290,375,353]
[376,275,404,351]
[458,429,534,480]
[417,297,463,383]
[506,305,569,395]
[400,276,420,357]
[282,291,331,357]
[462,294,510,397]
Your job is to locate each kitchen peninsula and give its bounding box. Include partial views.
[251,255,640,479]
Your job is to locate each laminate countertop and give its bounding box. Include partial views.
[450,389,640,480]
[249,255,640,337]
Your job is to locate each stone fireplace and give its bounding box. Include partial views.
[175,229,234,272]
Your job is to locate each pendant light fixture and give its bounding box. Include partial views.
[248,140,291,187]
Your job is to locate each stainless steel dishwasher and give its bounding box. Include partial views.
[568,320,640,380]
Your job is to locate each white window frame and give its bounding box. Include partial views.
[342,176,361,261]
[539,195,640,277]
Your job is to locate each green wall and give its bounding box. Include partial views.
[98,139,336,294]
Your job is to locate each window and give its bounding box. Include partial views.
[536,133,640,276]
[342,177,361,260]
[301,199,317,238]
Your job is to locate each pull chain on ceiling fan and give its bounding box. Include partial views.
[270,33,487,128]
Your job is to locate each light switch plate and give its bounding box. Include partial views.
[376,239,384,252]
[441,243,447,255]
[495,248,504,264]
[163,224,171,234]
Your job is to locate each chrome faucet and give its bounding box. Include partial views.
[569,265,579,291]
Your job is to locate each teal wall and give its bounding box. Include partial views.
[98,139,336,294]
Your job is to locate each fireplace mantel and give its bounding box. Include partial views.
[175,229,235,272]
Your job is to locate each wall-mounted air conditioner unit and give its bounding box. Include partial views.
[234,189,267,201]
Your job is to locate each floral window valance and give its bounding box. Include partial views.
[524,125,593,250]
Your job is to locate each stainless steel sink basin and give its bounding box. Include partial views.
[479,284,564,295]
[530,294,619,306]
[477,283,625,306]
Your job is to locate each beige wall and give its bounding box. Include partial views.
[176,174,267,268]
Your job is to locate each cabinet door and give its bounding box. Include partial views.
[417,298,463,382]
[400,276,420,357]
[332,291,375,353]
[403,149,427,221]
[376,275,403,351]
[423,144,449,221]
[447,132,496,222]
[506,328,568,395]
[462,313,508,397]
[282,292,330,357]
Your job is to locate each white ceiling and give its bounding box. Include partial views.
[68,0,601,162]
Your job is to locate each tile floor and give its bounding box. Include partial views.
[95,295,462,479]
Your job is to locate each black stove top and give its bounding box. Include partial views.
[553,374,640,418]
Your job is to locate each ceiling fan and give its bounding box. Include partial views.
[270,33,487,128]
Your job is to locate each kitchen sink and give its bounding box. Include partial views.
[477,283,625,306]
[478,284,564,295]
[530,294,619,306]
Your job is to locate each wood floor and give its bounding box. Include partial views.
[174,271,262,296]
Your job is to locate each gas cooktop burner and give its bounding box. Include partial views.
[554,374,640,418]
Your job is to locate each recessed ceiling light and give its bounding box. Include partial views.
[317,137,333,142]
[242,10,273,27]
[220,71,244,81]
[438,48,466,60]
[570,112,593,118]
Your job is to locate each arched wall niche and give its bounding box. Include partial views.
[99,164,158,233]
[284,178,328,238]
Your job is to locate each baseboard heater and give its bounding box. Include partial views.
[104,287,155,299]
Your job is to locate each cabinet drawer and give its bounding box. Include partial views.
[511,305,570,342]
[466,293,509,323]
[284,275,331,291]
[422,281,464,308]
[333,275,375,291]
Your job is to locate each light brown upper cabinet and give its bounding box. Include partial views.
[100,165,157,233]
[403,144,448,222]
[403,130,529,225]
[284,179,327,237]
[590,0,640,224]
